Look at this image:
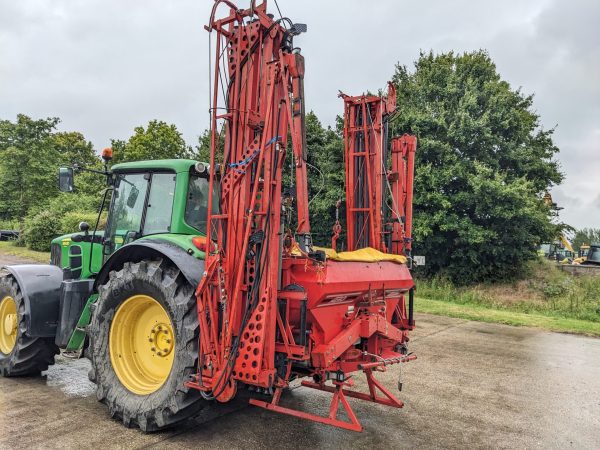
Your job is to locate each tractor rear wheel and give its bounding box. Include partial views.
[0,273,59,376]
[88,259,204,431]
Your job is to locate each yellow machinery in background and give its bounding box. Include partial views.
[573,244,590,265]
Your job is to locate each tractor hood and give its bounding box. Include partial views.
[51,231,105,247]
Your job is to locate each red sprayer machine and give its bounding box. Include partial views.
[186,0,417,431]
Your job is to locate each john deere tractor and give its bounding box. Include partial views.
[0,151,215,430]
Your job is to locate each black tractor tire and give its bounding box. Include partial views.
[0,273,59,376]
[88,258,205,432]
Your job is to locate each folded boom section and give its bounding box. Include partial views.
[187,0,418,431]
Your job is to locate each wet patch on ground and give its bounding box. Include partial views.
[44,355,96,398]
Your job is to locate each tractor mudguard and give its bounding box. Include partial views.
[94,239,205,291]
[2,264,63,337]
[55,279,94,348]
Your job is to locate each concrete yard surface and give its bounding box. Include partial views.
[1,314,599,449]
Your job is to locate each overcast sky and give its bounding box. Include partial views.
[1,0,598,229]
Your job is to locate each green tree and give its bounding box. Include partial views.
[53,131,106,199]
[197,129,211,163]
[53,131,97,166]
[303,112,345,246]
[0,115,61,222]
[573,228,600,251]
[392,51,563,283]
[111,120,194,163]
[196,128,224,164]
[0,115,106,241]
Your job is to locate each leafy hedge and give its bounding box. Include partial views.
[23,211,63,252]
[28,193,100,217]
[61,211,106,234]
[23,209,105,252]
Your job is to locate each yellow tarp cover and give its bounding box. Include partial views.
[313,246,407,265]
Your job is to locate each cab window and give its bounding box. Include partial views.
[106,173,149,247]
[105,172,175,254]
[185,175,218,233]
[143,173,176,235]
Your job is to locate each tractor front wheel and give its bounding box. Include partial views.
[0,273,59,376]
[88,259,204,431]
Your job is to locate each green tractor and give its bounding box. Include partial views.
[0,153,215,430]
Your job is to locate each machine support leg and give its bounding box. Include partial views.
[301,370,404,409]
[249,370,404,432]
[249,383,363,432]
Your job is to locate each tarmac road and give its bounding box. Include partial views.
[1,257,599,449]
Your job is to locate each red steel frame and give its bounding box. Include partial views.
[389,134,417,255]
[340,86,416,255]
[340,84,395,252]
[187,0,417,432]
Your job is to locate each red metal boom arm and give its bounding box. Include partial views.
[188,1,417,433]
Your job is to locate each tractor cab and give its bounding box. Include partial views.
[101,160,214,255]
[51,159,216,279]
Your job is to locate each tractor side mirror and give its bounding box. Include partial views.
[79,221,90,235]
[126,185,140,208]
[58,167,74,192]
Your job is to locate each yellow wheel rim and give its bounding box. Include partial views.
[0,296,18,355]
[109,295,175,395]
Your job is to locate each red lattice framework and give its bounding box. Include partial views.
[187,0,418,432]
[186,0,311,402]
[340,85,416,255]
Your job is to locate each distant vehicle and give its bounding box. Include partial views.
[0,230,19,241]
[538,241,574,263]
[573,244,590,264]
[581,244,600,266]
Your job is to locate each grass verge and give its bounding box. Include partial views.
[417,296,600,337]
[0,241,50,263]
[416,258,600,323]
